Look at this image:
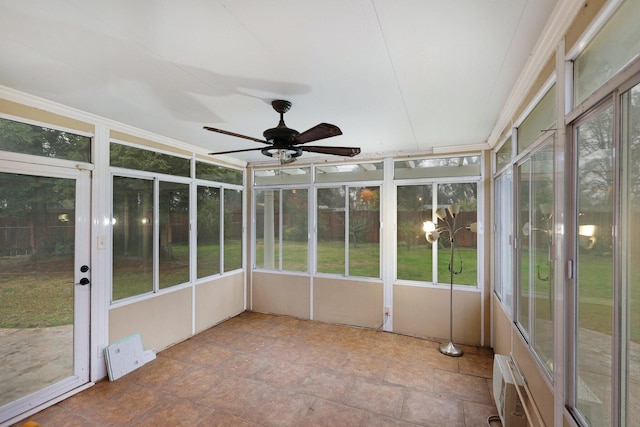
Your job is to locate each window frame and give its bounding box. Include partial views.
[110,168,193,303]
[492,167,514,315]
[314,183,382,279]
[252,185,312,274]
[394,176,481,289]
[109,143,245,305]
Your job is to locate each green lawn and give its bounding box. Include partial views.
[2,243,638,341]
[0,256,74,328]
[111,242,243,301]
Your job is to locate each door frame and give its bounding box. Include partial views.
[0,157,93,425]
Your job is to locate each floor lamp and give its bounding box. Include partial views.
[423,204,478,357]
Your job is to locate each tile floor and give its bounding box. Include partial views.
[14,311,499,426]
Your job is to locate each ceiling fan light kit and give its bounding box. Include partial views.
[262,147,302,164]
[205,100,360,163]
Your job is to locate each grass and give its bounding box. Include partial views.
[2,243,637,340]
[0,256,74,328]
[111,242,243,301]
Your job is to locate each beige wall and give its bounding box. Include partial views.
[250,273,384,329]
[313,277,383,328]
[565,0,608,53]
[109,287,192,352]
[393,285,482,345]
[491,294,512,356]
[0,98,94,133]
[110,130,191,156]
[109,274,246,351]
[195,273,245,333]
[251,272,311,319]
[513,333,554,427]
[492,294,554,426]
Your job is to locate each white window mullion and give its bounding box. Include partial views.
[220,188,225,272]
[432,183,439,285]
[527,167,534,340]
[153,178,160,293]
[344,185,350,277]
[278,189,283,271]
[308,187,314,275]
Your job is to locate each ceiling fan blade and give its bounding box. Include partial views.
[209,147,265,155]
[301,145,361,157]
[293,123,342,145]
[204,126,269,145]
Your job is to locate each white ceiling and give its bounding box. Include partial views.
[0,0,560,165]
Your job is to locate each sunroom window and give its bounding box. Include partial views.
[316,185,380,278]
[110,143,243,302]
[395,156,480,287]
[254,188,309,272]
[0,116,91,162]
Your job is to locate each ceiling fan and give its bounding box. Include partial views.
[205,100,361,164]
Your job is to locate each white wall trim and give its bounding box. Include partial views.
[487,0,586,148]
[0,85,246,168]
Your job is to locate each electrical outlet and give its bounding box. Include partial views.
[384,306,391,316]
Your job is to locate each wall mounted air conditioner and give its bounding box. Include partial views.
[493,354,528,427]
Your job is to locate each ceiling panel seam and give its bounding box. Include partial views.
[371,0,419,149]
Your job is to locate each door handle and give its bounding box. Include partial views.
[77,278,90,286]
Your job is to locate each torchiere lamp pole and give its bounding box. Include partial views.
[423,204,478,357]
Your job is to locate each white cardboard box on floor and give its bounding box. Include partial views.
[104,333,155,381]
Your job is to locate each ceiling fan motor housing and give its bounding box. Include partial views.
[263,99,298,144]
[263,125,299,144]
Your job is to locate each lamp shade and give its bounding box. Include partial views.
[426,230,440,243]
[447,204,460,218]
[467,222,478,233]
[435,208,447,221]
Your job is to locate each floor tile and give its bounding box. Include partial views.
[297,366,356,402]
[383,359,435,392]
[254,360,314,389]
[258,337,307,362]
[298,398,369,427]
[75,384,163,425]
[459,353,494,378]
[337,352,388,381]
[12,405,100,427]
[343,377,404,418]
[240,389,314,427]
[130,397,215,426]
[196,408,263,426]
[401,388,465,426]
[431,369,493,404]
[14,312,499,427]
[160,365,225,400]
[197,375,273,416]
[181,341,236,368]
[295,342,347,369]
[123,356,190,388]
[463,400,501,427]
[220,351,272,378]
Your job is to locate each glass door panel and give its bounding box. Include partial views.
[623,81,640,426]
[517,160,531,338]
[531,144,554,373]
[0,168,90,422]
[575,104,614,426]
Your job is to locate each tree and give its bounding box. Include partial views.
[0,117,90,161]
[0,119,87,260]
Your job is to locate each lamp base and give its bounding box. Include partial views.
[439,341,464,357]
